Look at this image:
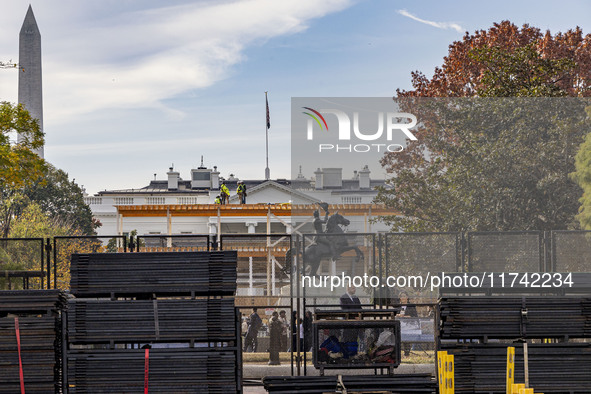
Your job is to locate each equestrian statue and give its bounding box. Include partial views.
[285,203,364,276]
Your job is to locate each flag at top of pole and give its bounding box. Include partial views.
[266,92,271,129]
[265,92,270,180]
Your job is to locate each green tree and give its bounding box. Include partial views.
[0,101,45,187]
[571,107,591,230]
[377,22,591,232]
[24,164,98,235]
[1,102,96,237]
[1,101,46,237]
[6,202,101,289]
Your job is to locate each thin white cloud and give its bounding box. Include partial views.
[6,0,351,124]
[397,9,464,33]
[1,0,354,123]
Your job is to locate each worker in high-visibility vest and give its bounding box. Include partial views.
[220,181,230,204]
[214,195,222,204]
[237,181,247,204]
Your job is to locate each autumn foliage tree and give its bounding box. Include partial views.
[376,21,591,232]
[1,101,47,237]
[6,203,101,289]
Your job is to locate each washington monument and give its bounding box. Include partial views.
[18,5,44,159]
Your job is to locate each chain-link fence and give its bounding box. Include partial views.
[551,231,591,272]
[383,232,461,276]
[467,231,544,272]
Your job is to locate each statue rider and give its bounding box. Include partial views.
[313,203,338,260]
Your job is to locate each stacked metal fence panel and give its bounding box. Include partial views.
[67,298,237,344]
[439,296,591,393]
[441,342,591,393]
[262,374,437,393]
[66,251,241,393]
[67,349,239,393]
[440,297,591,339]
[0,290,66,393]
[70,251,237,297]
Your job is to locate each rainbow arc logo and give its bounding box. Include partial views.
[302,107,328,131]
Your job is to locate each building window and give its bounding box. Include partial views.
[192,172,211,181]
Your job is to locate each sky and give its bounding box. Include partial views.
[2,0,591,194]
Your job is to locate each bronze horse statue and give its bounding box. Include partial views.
[285,212,364,276]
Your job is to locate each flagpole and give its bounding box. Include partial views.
[265,91,270,180]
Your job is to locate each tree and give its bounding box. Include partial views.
[5,202,101,290]
[24,164,98,235]
[0,101,46,187]
[376,22,591,232]
[400,21,591,98]
[572,107,591,230]
[0,101,46,237]
[1,102,97,237]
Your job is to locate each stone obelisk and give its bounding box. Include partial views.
[18,5,44,159]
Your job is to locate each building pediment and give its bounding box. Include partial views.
[228,180,320,205]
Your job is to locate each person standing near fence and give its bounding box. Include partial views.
[268,311,282,365]
[398,291,418,357]
[279,310,289,352]
[244,308,262,352]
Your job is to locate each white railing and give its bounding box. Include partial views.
[113,197,134,205]
[84,197,102,205]
[145,197,166,205]
[177,197,200,205]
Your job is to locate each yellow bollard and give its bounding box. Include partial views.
[506,347,515,394]
[437,351,447,394]
[446,354,455,394]
[512,383,525,394]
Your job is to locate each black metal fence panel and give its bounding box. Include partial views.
[53,235,126,290]
[68,298,237,344]
[551,230,591,272]
[70,251,237,298]
[383,232,461,276]
[0,238,45,290]
[441,342,591,393]
[467,231,543,272]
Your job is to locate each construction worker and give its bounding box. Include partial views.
[237,181,247,204]
[214,195,222,204]
[220,181,230,204]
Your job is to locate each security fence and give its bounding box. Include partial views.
[467,231,544,272]
[2,230,591,290]
[550,230,591,272]
[0,237,45,290]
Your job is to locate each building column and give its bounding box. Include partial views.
[208,221,217,235]
[166,207,172,247]
[245,222,258,234]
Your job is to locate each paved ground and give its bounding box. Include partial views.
[241,364,435,392]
